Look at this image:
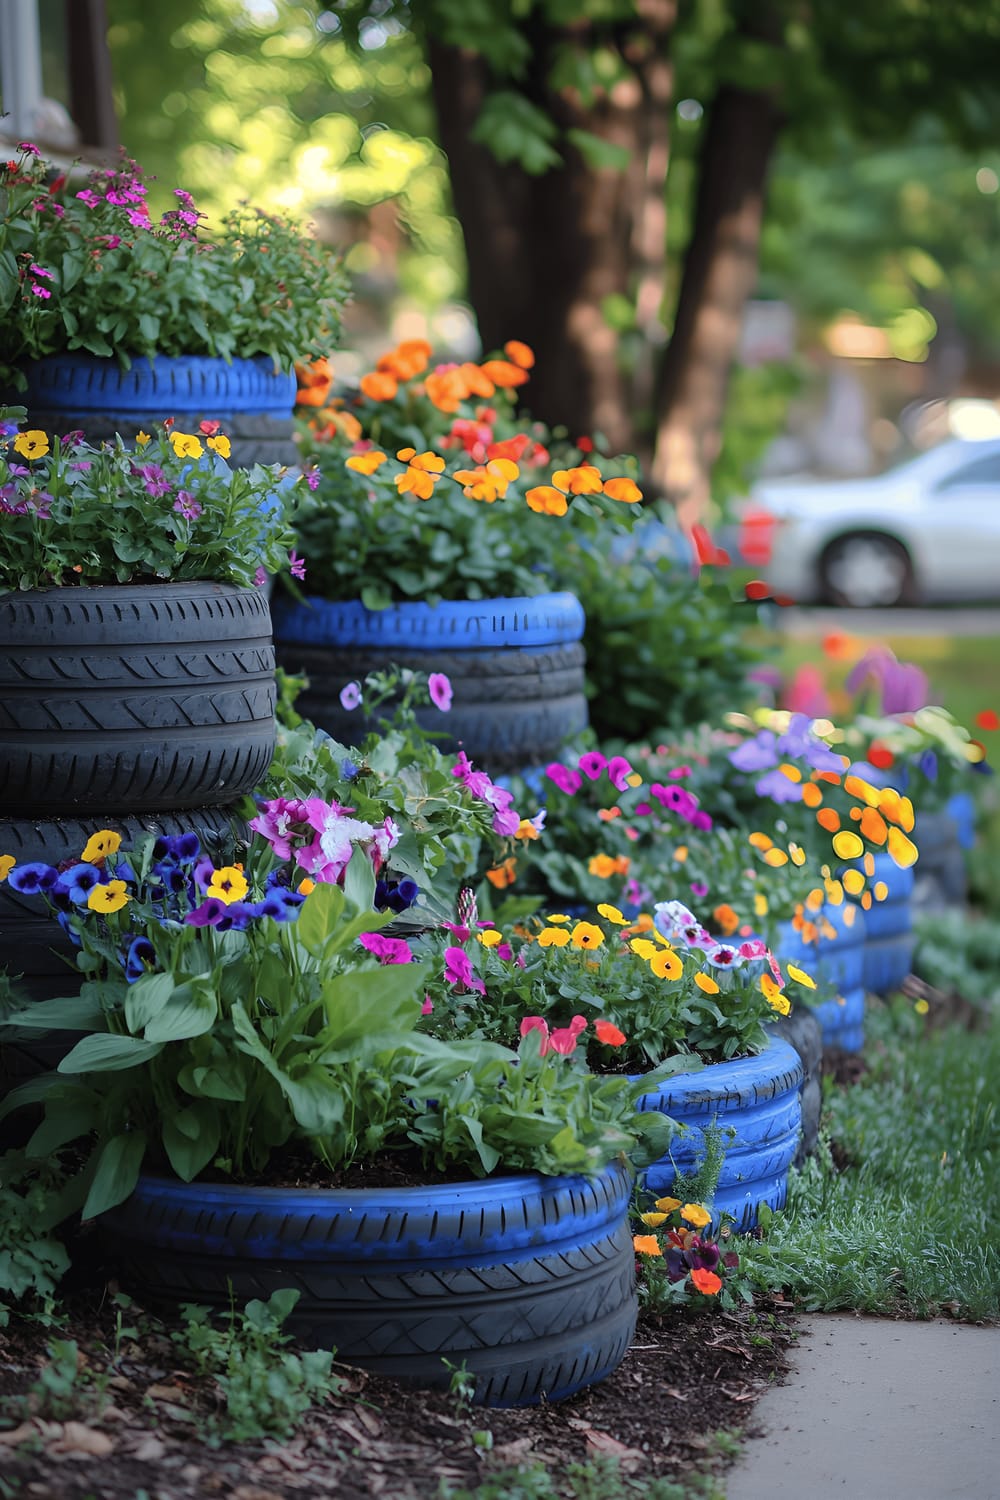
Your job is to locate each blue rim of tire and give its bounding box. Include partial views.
[271,591,586,649]
[18,353,297,415]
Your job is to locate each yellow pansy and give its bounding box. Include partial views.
[571,921,605,951]
[87,880,129,914]
[13,430,49,460]
[650,947,683,981]
[81,829,122,864]
[206,865,249,905]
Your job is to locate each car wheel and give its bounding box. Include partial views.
[819,532,916,608]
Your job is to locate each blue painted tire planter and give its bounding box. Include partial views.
[0,582,276,815]
[16,354,298,467]
[779,903,867,1053]
[97,1162,637,1408]
[849,852,914,995]
[634,1038,803,1230]
[272,591,589,772]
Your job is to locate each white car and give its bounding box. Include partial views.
[746,439,1000,606]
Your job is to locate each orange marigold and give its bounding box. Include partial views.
[359,370,398,402]
[503,339,535,369]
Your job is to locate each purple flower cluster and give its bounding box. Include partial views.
[451,751,521,837]
[248,795,399,884]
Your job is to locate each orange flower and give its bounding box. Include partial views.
[595,1019,627,1047]
[503,339,535,369]
[486,857,517,889]
[480,358,529,388]
[345,450,388,476]
[526,485,568,516]
[602,476,643,503]
[359,370,399,402]
[295,357,334,408]
[633,1235,663,1257]
[552,465,603,495]
[713,903,740,936]
[690,1268,722,1295]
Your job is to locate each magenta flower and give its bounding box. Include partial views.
[606,755,633,791]
[444,945,486,995]
[578,750,607,780]
[545,762,582,796]
[359,932,413,965]
[173,491,202,520]
[248,796,310,859]
[340,681,362,711]
[428,672,453,712]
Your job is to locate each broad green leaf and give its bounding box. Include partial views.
[319,963,426,1047]
[82,1130,147,1220]
[294,880,345,958]
[124,971,176,1034]
[143,978,218,1043]
[162,1104,221,1181]
[58,1034,165,1074]
[3,993,107,1031]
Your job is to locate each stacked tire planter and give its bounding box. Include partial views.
[778,902,867,1053]
[271,591,589,774]
[634,1037,803,1230]
[98,1161,637,1408]
[16,353,298,468]
[847,852,915,995]
[0,580,275,1091]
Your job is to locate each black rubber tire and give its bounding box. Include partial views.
[99,1164,637,1408]
[0,807,246,1096]
[818,531,916,608]
[17,353,299,468]
[0,583,276,815]
[274,641,589,772]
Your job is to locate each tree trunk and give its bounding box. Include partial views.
[427,2,675,454]
[652,82,784,525]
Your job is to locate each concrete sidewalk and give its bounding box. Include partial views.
[725,1314,999,1500]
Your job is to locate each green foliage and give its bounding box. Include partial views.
[0,423,300,592]
[0,147,348,384]
[558,546,762,744]
[739,1001,1000,1320]
[0,1153,72,1326]
[174,1289,339,1441]
[912,911,1000,1009]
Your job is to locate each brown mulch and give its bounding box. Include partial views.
[0,1283,798,1500]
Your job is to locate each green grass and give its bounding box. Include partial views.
[740,1002,1000,1321]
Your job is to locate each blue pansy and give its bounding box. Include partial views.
[124,936,156,983]
[8,862,59,894]
[57,863,104,904]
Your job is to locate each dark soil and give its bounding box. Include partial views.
[0,1282,798,1500]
